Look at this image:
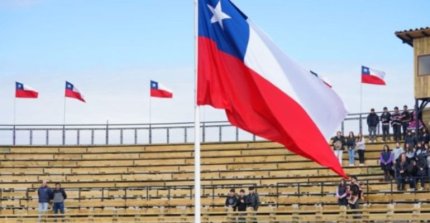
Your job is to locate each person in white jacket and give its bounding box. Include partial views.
[356,134,366,166]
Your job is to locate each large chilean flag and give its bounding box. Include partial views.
[197,0,348,177]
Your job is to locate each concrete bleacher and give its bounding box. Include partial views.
[0,139,428,222]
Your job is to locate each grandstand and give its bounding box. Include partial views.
[1,136,430,222]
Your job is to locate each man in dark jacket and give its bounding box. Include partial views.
[225,189,238,211]
[246,187,260,211]
[391,107,402,142]
[401,105,411,139]
[51,183,67,215]
[415,145,427,190]
[367,108,379,142]
[404,130,417,149]
[380,107,391,141]
[38,180,52,221]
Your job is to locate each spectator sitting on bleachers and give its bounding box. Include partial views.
[236,189,247,212]
[405,145,416,161]
[356,133,366,166]
[380,107,391,142]
[391,107,402,142]
[225,188,238,211]
[392,142,404,165]
[415,144,427,190]
[380,145,394,181]
[426,144,430,183]
[346,131,356,166]
[367,108,379,143]
[404,130,417,149]
[335,179,348,206]
[395,153,408,191]
[419,128,430,145]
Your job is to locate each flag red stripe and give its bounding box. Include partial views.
[65,89,86,102]
[151,89,173,98]
[16,90,38,98]
[361,75,386,85]
[198,37,345,177]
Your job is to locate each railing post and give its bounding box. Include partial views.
[62,124,66,145]
[120,129,123,145]
[91,129,95,145]
[149,124,152,144]
[341,121,345,135]
[184,127,188,143]
[253,134,256,141]
[46,129,49,146]
[166,128,170,144]
[359,114,363,135]
[77,129,80,145]
[202,122,206,143]
[218,126,222,142]
[235,127,239,142]
[13,125,16,146]
[105,121,109,145]
[134,128,138,145]
[29,129,33,146]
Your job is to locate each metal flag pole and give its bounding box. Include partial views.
[63,94,67,145]
[193,0,201,222]
[13,96,17,146]
[149,94,152,144]
[359,83,363,135]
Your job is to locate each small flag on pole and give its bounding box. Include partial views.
[150,80,173,98]
[65,81,86,102]
[361,66,386,85]
[15,82,38,98]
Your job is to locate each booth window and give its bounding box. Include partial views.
[418,54,430,76]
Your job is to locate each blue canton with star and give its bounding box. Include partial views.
[199,0,250,60]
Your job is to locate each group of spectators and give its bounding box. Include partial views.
[331,131,366,166]
[225,187,260,212]
[379,128,430,191]
[335,176,364,209]
[367,105,424,143]
[37,180,67,221]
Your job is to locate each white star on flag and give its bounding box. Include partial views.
[207,1,231,29]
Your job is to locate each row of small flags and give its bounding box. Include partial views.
[14,66,382,101]
[15,80,174,101]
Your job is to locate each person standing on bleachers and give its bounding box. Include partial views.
[379,145,394,181]
[356,134,366,166]
[51,183,67,216]
[415,144,427,190]
[335,180,348,206]
[246,187,260,211]
[395,153,408,191]
[380,107,391,142]
[37,180,52,222]
[225,188,238,211]
[366,108,379,143]
[332,131,346,166]
[391,107,402,142]
[346,132,356,166]
[401,105,411,139]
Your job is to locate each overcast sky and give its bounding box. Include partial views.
[1,0,429,126]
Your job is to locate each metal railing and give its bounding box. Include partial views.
[0,110,408,146]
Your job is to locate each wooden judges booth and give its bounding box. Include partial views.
[396,27,430,128]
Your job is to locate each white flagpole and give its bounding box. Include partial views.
[193,0,201,222]
[360,81,363,135]
[13,96,17,145]
[63,95,67,145]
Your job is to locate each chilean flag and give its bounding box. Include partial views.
[65,81,86,102]
[361,66,386,85]
[150,80,173,98]
[15,82,38,98]
[197,0,347,177]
